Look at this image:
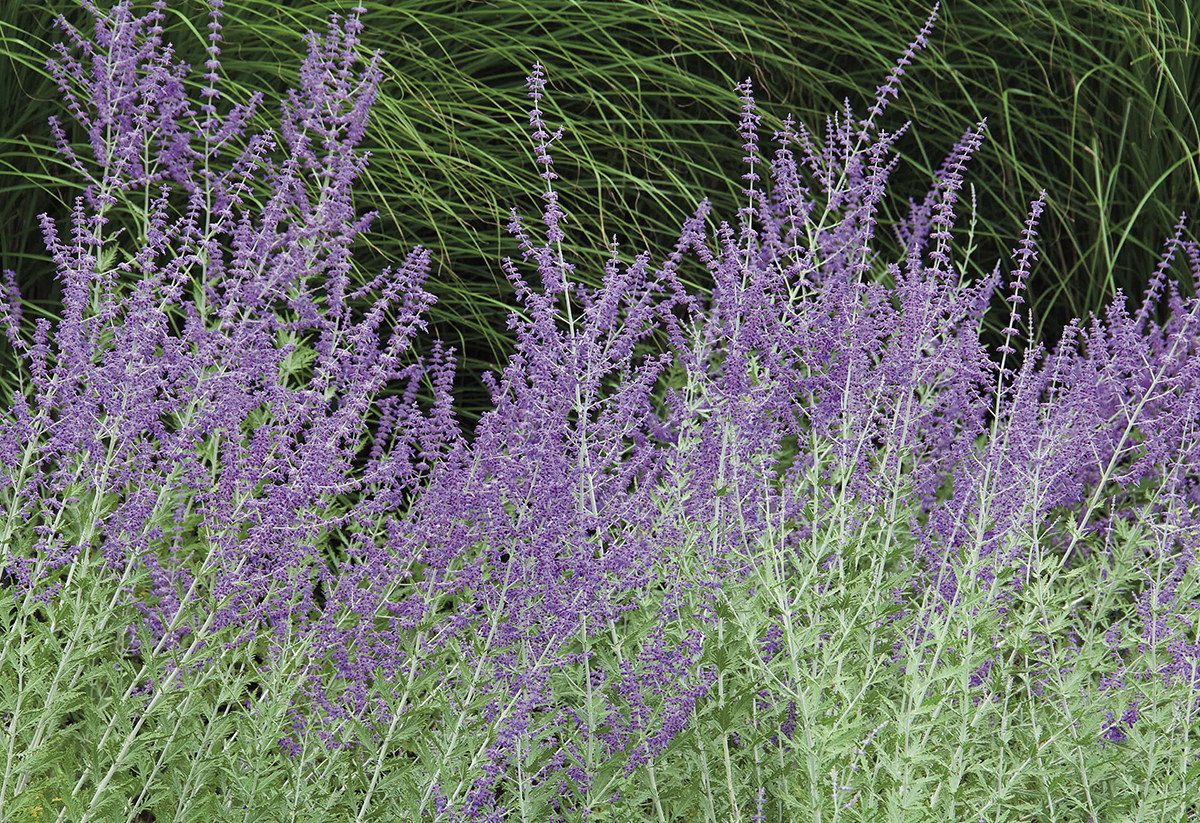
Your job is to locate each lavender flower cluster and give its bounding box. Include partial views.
[2,1,1198,818]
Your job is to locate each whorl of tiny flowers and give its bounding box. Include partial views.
[927,119,987,271]
[859,1,940,139]
[735,77,765,253]
[1134,211,1189,334]
[997,190,1047,356]
[525,63,570,253]
[200,0,224,135]
[768,115,815,272]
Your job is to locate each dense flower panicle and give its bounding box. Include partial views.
[5,2,1200,816]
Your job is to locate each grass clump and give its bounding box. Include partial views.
[1,0,1197,422]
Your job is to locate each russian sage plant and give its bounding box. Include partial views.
[1,1,1198,821]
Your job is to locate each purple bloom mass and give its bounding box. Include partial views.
[3,1,1200,818]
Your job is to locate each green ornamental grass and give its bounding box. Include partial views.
[1,0,1197,422]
